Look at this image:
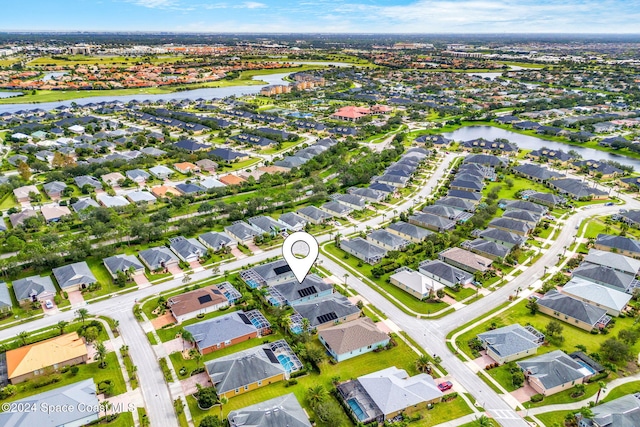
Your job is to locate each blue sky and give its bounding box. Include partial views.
[2,0,640,33]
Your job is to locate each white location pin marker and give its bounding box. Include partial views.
[282,232,319,283]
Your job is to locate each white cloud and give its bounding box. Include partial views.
[126,0,177,8]
[242,1,267,9]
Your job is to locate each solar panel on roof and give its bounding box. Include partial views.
[212,289,222,295]
[274,265,292,275]
[197,295,212,305]
[297,286,317,298]
[316,312,338,324]
[263,348,279,363]
[238,313,252,325]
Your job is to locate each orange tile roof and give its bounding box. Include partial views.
[6,332,87,380]
[151,185,182,197]
[218,174,246,186]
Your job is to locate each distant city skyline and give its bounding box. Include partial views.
[2,0,640,34]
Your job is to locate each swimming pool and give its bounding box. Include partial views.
[277,354,295,372]
[290,325,303,334]
[576,360,596,374]
[246,279,260,289]
[347,398,367,421]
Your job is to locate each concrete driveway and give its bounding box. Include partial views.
[510,383,538,403]
[133,273,150,288]
[180,372,211,396]
[151,313,175,330]
[67,290,85,307]
[167,264,183,276]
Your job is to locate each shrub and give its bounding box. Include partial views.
[588,372,609,383]
[530,394,544,403]
[33,374,61,389]
[70,366,80,376]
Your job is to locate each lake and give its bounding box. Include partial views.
[0,91,22,99]
[0,71,291,114]
[443,125,640,170]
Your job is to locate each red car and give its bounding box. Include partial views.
[438,381,453,392]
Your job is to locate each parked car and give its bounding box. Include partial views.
[605,202,614,206]
[44,300,53,309]
[438,381,453,391]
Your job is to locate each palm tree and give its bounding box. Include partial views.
[56,320,69,335]
[218,396,228,419]
[415,355,432,373]
[306,385,327,407]
[180,329,195,351]
[343,273,349,285]
[94,341,108,368]
[76,308,89,324]
[16,331,29,346]
[475,415,491,427]
[595,381,607,404]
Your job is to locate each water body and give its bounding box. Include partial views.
[0,91,22,99]
[42,72,67,81]
[0,72,290,114]
[443,125,640,169]
[467,65,532,81]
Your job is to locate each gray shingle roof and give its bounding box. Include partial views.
[0,379,99,427]
[465,239,510,259]
[488,217,533,234]
[516,350,591,390]
[199,232,234,251]
[271,274,333,305]
[502,210,542,224]
[596,234,640,254]
[418,259,472,286]
[513,164,563,181]
[138,246,179,270]
[551,178,608,198]
[103,254,144,276]
[386,221,433,241]
[479,228,526,246]
[367,229,410,250]
[185,311,260,350]
[0,282,12,310]
[169,236,207,260]
[537,289,608,326]
[435,196,476,212]
[572,263,635,292]
[297,206,333,221]
[500,199,548,214]
[52,262,97,289]
[321,201,352,215]
[279,212,307,229]
[341,238,388,262]
[318,317,389,356]
[478,324,543,358]
[225,222,261,241]
[562,278,631,313]
[12,275,57,301]
[584,249,640,275]
[228,393,312,427]
[71,198,99,212]
[409,213,456,230]
[249,259,294,284]
[294,293,360,327]
[588,393,640,427]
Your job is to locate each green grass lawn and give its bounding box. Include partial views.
[102,411,135,427]
[533,410,574,427]
[601,380,640,403]
[323,243,449,315]
[186,335,451,427]
[1,352,125,403]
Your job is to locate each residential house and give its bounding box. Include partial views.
[240,259,296,288]
[205,339,301,399]
[500,199,548,215]
[463,239,510,261]
[225,221,262,244]
[294,293,361,331]
[149,165,174,180]
[199,177,226,190]
[96,193,130,208]
[138,246,179,272]
[390,268,445,300]
[103,254,145,279]
[512,164,563,183]
[502,210,542,226]
[350,187,386,203]
[219,174,247,186]
[340,238,388,265]
[527,192,566,208]
[12,275,56,304]
[167,285,229,322]
[52,262,97,292]
[151,185,182,198]
[0,379,99,427]
[561,278,631,316]
[0,283,12,314]
[185,310,269,354]
[548,178,608,200]
[366,229,410,251]
[126,190,157,204]
[40,205,72,223]
[464,154,507,168]
[487,217,533,236]
[269,274,333,307]
[409,212,456,232]
[374,173,409,188]
[173,162,200,174]
[319,317,390,362]
[198,231,236,252]
[175,183,205,195]
[321,201,352,218]
[594,234,640,258]
[337,366,443,425]
[439,247,493,273]
[477,324,544,364]
[228,393,312,427]
[449,178,483,193]
[577,393,640,427]
[536,290,610,331]
[42,181,67,199]
[517,350,595,396]
[583,249,640,276]
[422,204,466,221]
[13,185,39,203]
[278,212,307,232]
[71,198,99,213]
[435,196,476,212]
[126,169,150,183]
[247,215,288,235]
[418,259,473,288]
[447,189,483,203]
[386,221,433,243]
[101,172,125,186]
[620,210,640,228]
[169,236,207,262]
[195,158,218,173]
[572,263,635,293]
[478,228,527,249]
[174,139,209,151]
[74,175,102,190]
[333,194,366,210]
[297,206,333,224]
[209,148,249,162]
[5,332,88,384]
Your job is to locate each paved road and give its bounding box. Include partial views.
[0,151,627,427]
